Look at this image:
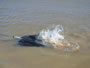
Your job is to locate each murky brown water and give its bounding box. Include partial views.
[0,0,90,68]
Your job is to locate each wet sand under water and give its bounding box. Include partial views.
[0,0,90,68]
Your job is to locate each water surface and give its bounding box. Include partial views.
[0,0,90,68]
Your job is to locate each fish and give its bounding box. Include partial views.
[18,35,45,47]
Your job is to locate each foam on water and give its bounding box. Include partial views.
[36,25,80,51]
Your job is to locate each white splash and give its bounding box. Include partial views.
[36,25,80,51]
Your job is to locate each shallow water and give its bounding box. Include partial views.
[0,0,90,68]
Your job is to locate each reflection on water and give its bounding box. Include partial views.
[0,0,90,68]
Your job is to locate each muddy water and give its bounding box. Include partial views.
[0,0,90,68]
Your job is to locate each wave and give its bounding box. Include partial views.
[36,25,80,51]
